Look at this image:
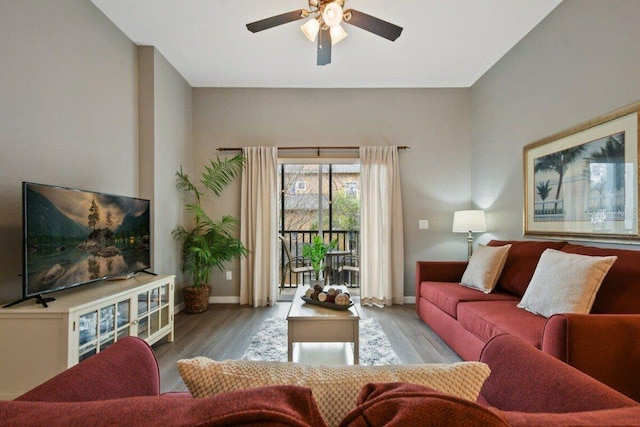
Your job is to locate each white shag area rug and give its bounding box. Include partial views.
[241,317,400,365]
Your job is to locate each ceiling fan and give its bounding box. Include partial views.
[246,0,403,66]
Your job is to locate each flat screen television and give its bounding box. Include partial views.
[9,182,151,307]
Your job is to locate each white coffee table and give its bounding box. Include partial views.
[287,285,360,365]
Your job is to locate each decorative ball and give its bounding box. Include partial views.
[304,288,314,298]
[314,284,324,293]
[335,293,350,305]
[317,292,327,302]
[326,294,336,304]
[311,291,320,300]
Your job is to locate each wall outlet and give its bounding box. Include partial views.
[225,271,232,280]
[419,220,429,230]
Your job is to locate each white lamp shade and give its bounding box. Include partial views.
[322,2,343,27]
[300,18,320,42]
[330,24,348,45]
[452,210,487,233]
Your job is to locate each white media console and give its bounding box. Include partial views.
[0,273,174,400]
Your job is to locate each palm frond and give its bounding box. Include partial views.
[175,166,202,205]
[201,155,246,197]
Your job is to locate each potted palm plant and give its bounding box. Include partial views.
[302,235,337,287]
[173,155,248,314]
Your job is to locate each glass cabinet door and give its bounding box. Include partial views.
[77,297,134,363]
[135,283,171,341]
[78,311,98,361]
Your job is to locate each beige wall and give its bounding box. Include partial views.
[0,0,139,304]
[0,1,194,305]
[470,0,640,247]
[193,88,472,299]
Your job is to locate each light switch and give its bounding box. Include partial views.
[419,220,429,230]
[225,271,232,280]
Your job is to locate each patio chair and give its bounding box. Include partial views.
[337,255,359,288]
[278,235,314,290]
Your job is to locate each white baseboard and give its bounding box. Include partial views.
[404,296,416,304]
[210,296,241,304]
[174,302,185,314]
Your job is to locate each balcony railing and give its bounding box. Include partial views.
[279,230,359,289]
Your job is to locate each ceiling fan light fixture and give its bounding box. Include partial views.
[330,24,348,45]
[300,17,320,42]
[322,2,343,27]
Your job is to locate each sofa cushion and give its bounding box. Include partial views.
[487,240,566,297]
[457,301,546,348]
[420,282,518,318]
[460,244,511,293]
[177,358,490,427]
[1,386,328,427]
[561,243,640,314]
[340,382,508,427]
[518,249,616,317]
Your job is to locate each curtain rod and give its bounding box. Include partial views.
[217,145,410,153]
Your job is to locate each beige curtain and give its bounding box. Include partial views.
[240,147,278,307]
[359,146,405,306]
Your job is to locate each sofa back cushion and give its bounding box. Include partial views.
[487,240,566,297]
[560,243,640,313]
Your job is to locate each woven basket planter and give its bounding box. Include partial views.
[183,285,211,314]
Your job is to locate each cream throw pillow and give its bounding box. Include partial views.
[460,244,512,293]
[517,249,617,318]
[177,358,491,427]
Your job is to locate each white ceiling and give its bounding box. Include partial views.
[90,0,562,88]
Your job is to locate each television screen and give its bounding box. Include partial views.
[23,182,151,297]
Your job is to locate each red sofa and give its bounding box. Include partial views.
[2,335,639,426]
[416,239,640,401]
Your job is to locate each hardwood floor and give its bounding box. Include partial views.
[152,302,462,393]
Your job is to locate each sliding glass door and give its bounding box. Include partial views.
[278,162,360,288]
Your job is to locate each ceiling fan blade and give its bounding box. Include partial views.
[343,9,403,41]
[317,28,332,65]
[246,9,308,33]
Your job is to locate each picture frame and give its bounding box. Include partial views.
[524,102,640,243]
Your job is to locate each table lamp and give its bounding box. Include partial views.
[452,210,487,259]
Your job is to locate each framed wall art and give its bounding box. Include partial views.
[524,102,640,243]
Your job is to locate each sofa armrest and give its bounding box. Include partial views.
[479,334,637,413]
[542,313,640,402]
[16,336,160,402]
